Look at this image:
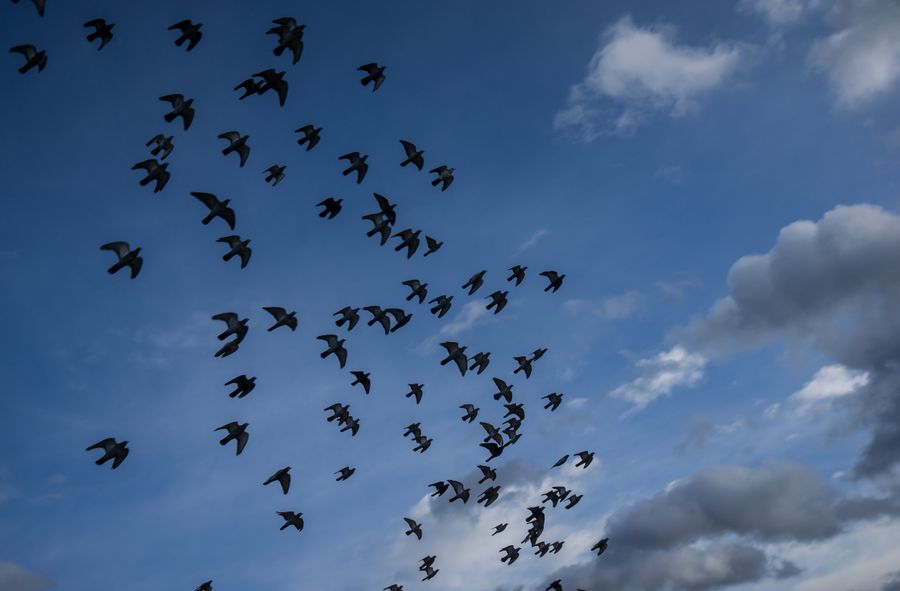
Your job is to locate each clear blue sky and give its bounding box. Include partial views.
[2,1,900,590]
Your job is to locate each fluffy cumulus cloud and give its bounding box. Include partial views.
[610,346,707,413]
[554,16,745,138]
[0,563,53,591]
[790,363,869,410]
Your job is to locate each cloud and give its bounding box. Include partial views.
[0,563,53,591]
[554,16,745,138]
[654,278,700,299]
[790,364,870,409]
[564,291,642,320]
[517,229,547,253]
[739,0,810,25]
[610,346,707,413]
[676,416,747,452]
[439,301,490,338]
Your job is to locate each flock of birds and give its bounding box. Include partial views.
[10,1,610,589]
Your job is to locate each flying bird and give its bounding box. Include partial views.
[513,355,533,379]
[564,494,583,509]
[386,308,412,332]
[101,242,142,278]
[429,295,453,318]
[85,437,129,469]
[340,416,361,436]
[317,197,343,219]
[168,20,202,51]
[546,581,563,591]
[370,193,398,225]
[214,339,240,358]
[399,140,424,170]
[363,213,392,245]
[334,307,360,330]
[212,312,248,343]
[423,236,442,257]
[335,466,355,481]
[254,68,288,106]
[217,235,251,268]
[392,229,421,258]
[146,134,174,160]
[543,392,563,411]
[429,165,454,191]
[540,270,565,293]
[190,192,235,229]
[263,307,297,332]
[447,479,470,503]
[480,441,504,462]
[591,538,609,556]
[215,422,249,455]
[340,152,368,184]
[428,481,449,496]
[225,374,256,398]
[504,403,525,421]
[459,404,479,423]
[83,19,114,50]
[402,280,428,304]
[358,63,386,91]
[499,546,520,565]
[295,124,321,151]
[477,485,501,507]
[439,341,468,376]
[477,464,497,484]
[552,454,569,468]
[317,334,348,368]
[218,131,250,167]
[264,165,286,186]
[277,511,304,531]
[403,517,422,540]
[9,44,46,74]
[264,467,291,494]
[462,270,486,295]
[324,403,350,424]
[267,17,305,64]
[350,371,371,394]
[492,378,514,403]
[421,566,439,581]
[159,94,195,130]
[492,523,508,535]
[574,451,595,469]
[531,347,549,361]
[550,541,565,554]
[364,306,392,335]
[486,291,509,314]
[469,352,491,374]
[131,159,170,193]
[508,265,527,286]
[234,77,263,99]
[405,384,424,405]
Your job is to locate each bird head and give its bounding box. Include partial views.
[120,440,129,447]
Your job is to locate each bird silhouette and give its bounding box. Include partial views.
[234,77,263,99]
[428,481,449,497]
[217,235,251,268]
[101,242,143,278]
[339,152,368,183]
[364,306,392,334]
[423,236,443,257]
[370,193,397,225]
[469,352,491,374]
[459,404,479,423]
[334,307,360,330]
[190,192,235,229]
[10,44,46,74]
[264,467,291,494]
[492,523,508,536]
[215,422,249,455]
[477,485,501,507]
[295,124,321,151]
[317,335,348,368]
[84,19,114,50]
[335,466,355,481]
[159,94,195,130]
[392,229,421,258]
[462,270,486,295]
[552,454,569,468]
[263,307,297,332]
[386,308,412,332]
[574,450,595,468]
[540,270,565,293]
[508,265,527,286]
[264,165,286,186]
[146,134,174,160]
[267,17,305,64]
[513,355,533,379]
[225,374,256,398]
[254,69,288,106]
[564,494,583,509]
[85,437,129,469]
[477,464,497,484]
[499,545,520,565]
[447,479,470,503]
[543,392,563,411]
[131,159,170,193]
[439,342,468,376]
[429,295,453,318]
[277,511,304,531]
[429,165,454,190]
[350,371,371,394]
[399,140,424,169]
[358,63,386,91]
[168,20,202,51]
[492,378,514,403]
[212,312,248,343]
[405,383,424,405]
[363,213,392,245]
[403,517,423,540]
[402,280,428,304]
[486,290,509,314]
[591,538,609,556]
[317,197,343,219]
[218,131,250,167]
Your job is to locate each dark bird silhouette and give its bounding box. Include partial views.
[540,270,565,293]
[481,421,504,446]
[334,307,360,330]
[413,436,432,453]
[386,308,412,332]
[131,159,170,193]
[546,580,563,591]
[403,423,421,440]
[335,466,355,481]
[11,0,44,17]
[439,342,467,376]
[402,280,428,304]
[429,295,453,318]
[486,291,509,314]
[277,511,304,532]
[428,481,449,497]
[405,383,424,405]
[429,165,454,191]
[591,538,609,556]
[350,371,371,394]
[564,494,583,509]
[358,63,386,91]
[535,542,551,557]
[462,270,486,295]
[423,236,442,257]
[340,416,361,436]
[317,334,348,368]
[492,378,514,403]
[10,44,46,74]
[504,403,525,421]
[254,68,288,106]
[263,306,297,332]
[543,392,563,411]
[267,17,305,64]
[552,455,569,468]
[480,441,505,462]
[101,242,142,278]
[213,312,248,343]
[264,165,286,186]
[194,581,213,591]
[84,19,114,50]
[508,265,527,286]
[168,20,202,50]
[218,131,250,167]
[324,403,350,424]
[159,94,195,130]
[264,467,291,494]
[550,541,565,554]
[392,228,421,258]
[216,422,249,455]
[531,347,549,361]
[384,586,403,591]
[477,465,497,484]
[399,140,424,170]
[404,517,422,540]
[447,479,470,503]
[146,134,174,160]
[317,197,343,219]
[340,152,368,183]
[499,546,520,565]
[217,235,251,268]
[477,485,501,507]
[574,451,595,469]
[469,352,491,374]
[513,355,534,379]
[364,306,391,335]
[191,192,235,229]
[295,124,321,151]
[459,404,479,423]
[421,566,439,581]
[492,523,508,536]
[214,339,240,358]
[542,489,561,507]
[85,437,129,469]
[225,374,256,398]
[419,555,437,570]
[527,506,545,525]
[362,213,392,245]
[234,77,263,99]
[369,193,397,225]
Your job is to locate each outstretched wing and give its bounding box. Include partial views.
[191,191,219,210]
[100,241,131,258]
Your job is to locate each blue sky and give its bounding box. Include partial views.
[2,1,900,590]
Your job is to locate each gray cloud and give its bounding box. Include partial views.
[0,563,53,591]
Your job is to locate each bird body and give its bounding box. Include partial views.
[85,437,129,468]
[215,422,249,455]
[10,44,47,74]
[159,94,195,129]
[101,242,143,278]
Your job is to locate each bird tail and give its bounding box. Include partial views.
[431,179,440,186]
[164,112,177,123]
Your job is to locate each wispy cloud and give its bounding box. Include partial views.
[564,291,642,320]
[610,345,707,414]
[516,229,547,254]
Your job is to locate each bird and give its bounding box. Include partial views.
[481,421,504,446]
[193,581,212,591]
[574,451,595,468]
[535,542,551,557]
[215,422,249,455]
[439,342,468,376]
[146,134,174,160]
[403,517,422,540]
[295,124,321,151]
[492,378,514,403]
[168,20,203,50]
[550,541,565,554]
[131,159,170,193]
[392,229,421,258]
[364,306,392,335]
[386,308,413,333]
[335,466,355,481]
[358,63,386,91]
[429,295,453,318]
[212,312,248,343]
[234,77,263,99]
[422,236,443,257]
[190,192,236,229]
[412,436,432,453]
[480,441,505,462]
[543,392,563,411]
[447,480,470,503]
[429,165,454,191]
[477,464,497,484]
[462,270,486,295]
[340,416,361,436]
[334,307,360,330]
[429,481,449,497]
[384,586,403,591]
[492,523,508,535]
[84,19,114,50]
[324,403,350,424]
[263,307,297,332]
[469,352,491,374]
[403,423,423,439]
[402,280,428,304]
[419,555,437,570]
[504,403,525,421]
[264,467,291,494]
[552,454,569,468]
[499,546,520,565]
[9,45,46,74]
[267,17,305,64]
[363,213,392,245]
[277,511,304,532]
[542,489,561,507]
[350,371,371,394]
[459,404,479,423]
[264,165,286,186]
[371,193,398,225]
[477,485,501,507]
[421,566,439,581]
[486,291,509,314]
[100,242,142,278]
[339,152,368,183]
[85,437,129,469]
[217,236,251,268]
[527,506,545,524]
[508,265,527,286]
[317,335,348,368]
[214,339,240,358]
[159,94,195,130]
[254,68,288,106]
[11,0,44,17]
[405,384,424,404]
[564,494,583,509]
[218,131,250,167]
[540,270,565,293]
[399,140,424,170]
[531,348,549,361]
[317,197,343,219]
[591,538,609,556]
[546,581,563,591]
[513,355,534,379]
[224,375,256,398]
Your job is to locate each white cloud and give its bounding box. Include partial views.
[564,291,642,320]
[555,16,745,138]
[610,346,708,413]
[439,301,490,337]
[790,364,870,410]
[517,228,547,253]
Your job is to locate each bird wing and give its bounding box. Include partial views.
[85,437,116,452]
[159,93,184,106]
[358,63,378,73]
[440,341,459,355]
[218,131,241,143]
[190,191,219,210]
[111,447,129,468]
[430,165,448,174]
[335,347,348,368]
[453,354,468,376]
[168,20,192,32]
[296,124,314,134]
[9,45,37,60]
[373,192,392,214]
[493,377,508,391]
[217,235,241,248]
[219,207,236,230]
[426,236,439,250]
[400,140,417,157]
[235,431,249,455]
[317,334,338,347]
[447,480,465,495]
[131,159,158,172]
[84,18,106,29]
[541,270,559,282]
[280,472,291,494]
[100,241,131,258]
[339,152,359,161]
[264,306,287,321]
[216,421,239,432]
